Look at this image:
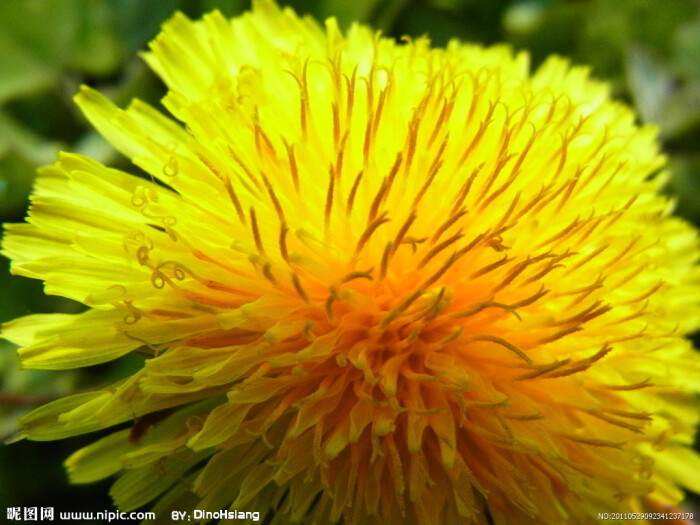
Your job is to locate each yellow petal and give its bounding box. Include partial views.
[4,310,139,369]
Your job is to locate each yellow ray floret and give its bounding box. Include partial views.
[2,1,700,524]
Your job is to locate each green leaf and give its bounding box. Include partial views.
[0,32,56,103]
[319,0,383,27]
[0,152,34,220]
[0,110,64,219]
[200,0,247,18]
[625,46,674,124]
[67,0,125,76]
[503,2,585,68]
[0,0,81,102]
[671,17,700,78]
[625,46,700,139]
[112,0,179,52]
[658,81,700,139]
[668,155,700,226]
[0,111,63,165]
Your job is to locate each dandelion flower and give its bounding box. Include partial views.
[3,1,700,523]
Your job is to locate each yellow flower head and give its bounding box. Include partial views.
[3,1,700,523]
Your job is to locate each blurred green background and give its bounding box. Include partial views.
[0,0,698,522]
